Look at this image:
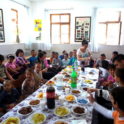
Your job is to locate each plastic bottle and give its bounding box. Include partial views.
[71,68,77,88]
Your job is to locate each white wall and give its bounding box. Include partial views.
[31,0,124,59]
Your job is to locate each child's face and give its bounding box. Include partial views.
[114,73,120,83]
[31,51,36,57]
[35,64,41,73]
[0,61,3,65]
[8,57,14,63]
[44,54,46,58]
[114,60,124,69]
[55,54,58,58]
[109,68,115,77]
[112,53,117,60]
[110,94,118,110]
[26,72,34,80]
[69,53,73,57]
[18,52,23,57]
[64,55,68,60]
[3,82,12,92]
[39,56,45,62]
[51,53,54,57]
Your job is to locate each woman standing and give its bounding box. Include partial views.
[15,49,30,73]
[77,39,93,67]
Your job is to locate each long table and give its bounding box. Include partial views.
[1,67,99,124]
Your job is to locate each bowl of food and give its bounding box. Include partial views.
[71,106,87,115]
[65,95,76,102]
[76,96,89,105]
[28,112,46,124]
[84,79,92,84]
[53,120,68,124]
[89,72,94,75]
[55,94,60,101]
[46,81,55,86]
[63,78,69,82]
[70,90,81,96]
[62,69,68,72]
[37,92,44,99]
[17,106,34,116]
[54,106,70,117]
[63,86,71,91]
[29,99,40,107]
[65,74,70,78]
[1,117,21,124]
[68,66,72,69]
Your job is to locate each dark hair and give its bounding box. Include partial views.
[37,53,44,62]
[62,50,66,53]
[7,54,15,59]
[38,50,42,53]
[115,68,124,83]
[113,54,124,63]
[113,51,118,56]
[102,60,109,70]
[101,54,106,57]
[110,87,124,111]
[64,53,68,57]
[0,54,4,61]
[108,64,116,70]
[42,51,47,55]
[55,52,58,55]
[73,49,77,51]
[52,51,55,54]
[31,50,35,52]
[25,68,34,74]
[16,49,24,57]
[82,39,88,46]
[69,51,72,54]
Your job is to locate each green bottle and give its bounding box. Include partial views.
[71,68,77,88]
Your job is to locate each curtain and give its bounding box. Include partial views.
[43,10,51,50]
[90,8,98,52]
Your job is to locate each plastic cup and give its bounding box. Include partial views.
[65,88,70,95]
[59,96,64,106]
[41,100,46,110]
[50,64,52,67]
[77,84,81,90]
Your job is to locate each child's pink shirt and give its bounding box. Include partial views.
[44,58,50,68]
[107,75,115,82]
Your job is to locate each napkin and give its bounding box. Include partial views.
[72,120,87,124]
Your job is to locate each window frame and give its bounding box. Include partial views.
[98,11,121,45]
[50,13,70,44]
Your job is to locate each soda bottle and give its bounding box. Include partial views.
[71,68,77,88]
[46,81,55,109]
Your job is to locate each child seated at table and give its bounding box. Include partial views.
[62,53,70,69]
[22,68,35,99]
[102,64,116,89]
[34,62,46,90]
[0,80,20,111]
[88,87,124,124]
[69,51,73,59]
[29,50,37,67]
[5,54,22,79]
[50,51,55,64]
[0,54,15,84]
[110,51,118,63]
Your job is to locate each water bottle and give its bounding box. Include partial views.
[74,60,78,71]
[56,75,63,91]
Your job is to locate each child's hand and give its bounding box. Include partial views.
[11,78,15,82]
[102,82,109,87]
[88,93,94,104]
[87,88,98,93]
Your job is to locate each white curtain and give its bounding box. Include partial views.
[90,8,99,52]
[43,10,51,50]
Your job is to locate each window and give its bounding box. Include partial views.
[97,11,121,45]
[11,9,19,43]
[50,14,70,44]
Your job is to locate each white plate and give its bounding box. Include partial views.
[29,99,41,107]
[76,96,89,106]
[54,106,70,117]
[28,112,46,124]
[53,120,68,124]
[65,95,77,102]
[17,106,34,117]
[71,106,87,115]
[1,117,21,124]
[70,89,82,96]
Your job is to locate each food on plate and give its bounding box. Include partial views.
[74,107,85,114]
[29,100,40,105]
[81,84,88,87]
[19,106,32,114]
[2,117,20,124]
[53,78,56,81]
[55,121,68,124]
[55,95,60,100]
[55,107,69,116]
[78,66,81,68]
[33,113,45,124]
[62,72,68,75]
[63,78,69,81]
[66,95,75,102]
[78,69,81,71]
[37,92,44,99]
[72,90,80,94]
[63,86,71,90]
[65,74,70,78]
[83,87,87,91]
[68,65,72,68]
[47,81,55,85]
[77,98,88,104]
[63,69,68,72]
[85,79,92,83]
[68,80,71,83]
[81,76,86,79]
[89,72,94,74]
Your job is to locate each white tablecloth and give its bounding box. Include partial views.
[1,68,99,124]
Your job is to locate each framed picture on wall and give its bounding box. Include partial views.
[75,17,91,42]
[0,9,5,42]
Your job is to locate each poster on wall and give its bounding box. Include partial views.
[0,9,5,42]
[34,19,42,32]
[75,17,91,42]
